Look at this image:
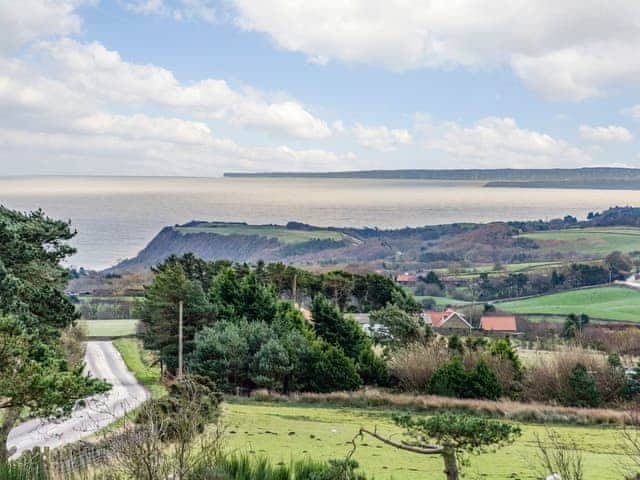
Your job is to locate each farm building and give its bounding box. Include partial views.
[423,308,472,332]
[396,273,417,285]
[480,315,518,334]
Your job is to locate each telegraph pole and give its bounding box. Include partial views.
[178,300,184,379]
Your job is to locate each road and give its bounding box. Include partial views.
[7,341,149,458]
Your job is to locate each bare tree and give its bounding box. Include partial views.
[534,428,584,480]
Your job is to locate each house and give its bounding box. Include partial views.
[396,273,417,285]
[480,315,518,334]
[423,308,472,332]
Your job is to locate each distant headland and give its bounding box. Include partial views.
[224,167,640,189]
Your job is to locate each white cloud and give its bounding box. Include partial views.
[425,117,591,168]
[579,124,633,143]
[352,123,412,152]
[622,105,640,120]
[121,0,216,23]
[0,0,84,53]
[231,0,640,100]
[38,39,331,139]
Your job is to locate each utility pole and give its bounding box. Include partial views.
[178,300,183,380]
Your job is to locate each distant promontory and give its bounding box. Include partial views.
[224,167,640,189]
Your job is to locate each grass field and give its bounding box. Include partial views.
[415,295,470,307]
[115,340,634,479]
[497,286,640,321]
[80,319,138,337]
[224,401,627,480]
[521,227,640,256]
[175,224,357,245]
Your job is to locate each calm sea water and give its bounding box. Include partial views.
[2,176,639,270]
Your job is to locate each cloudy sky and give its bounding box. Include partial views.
[2,0,640,175]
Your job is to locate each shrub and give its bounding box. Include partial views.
[467,360,503,401]
[564,363,600,408]
[428,358,468,398]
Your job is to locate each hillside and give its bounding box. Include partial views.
[108,207,640,273]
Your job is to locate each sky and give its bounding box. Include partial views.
[2,0,640,176]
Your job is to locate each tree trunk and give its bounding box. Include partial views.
[0,407,20,462]
[442,448,459,480]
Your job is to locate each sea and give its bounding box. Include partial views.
[2,176,639,270]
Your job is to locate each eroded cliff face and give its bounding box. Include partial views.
[110,227,282,272]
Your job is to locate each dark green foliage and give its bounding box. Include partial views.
[562,313,590,340]
[422,271,444,290]
[490,338,522,379]
[140,262,210,372]
[564,363,600,408]
[356,347,390,387]
[369,303,431,348]
[467,360,503,401]
[311,295,369,359]
[394,412,521,452]
[191,453,368,480]
[428,358,503,400]
[0,207,110,461]
[427,359,468,398]
[447,335,465,355]
[302,343,362,392]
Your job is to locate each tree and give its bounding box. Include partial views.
[427,359,468,398]
[250,338,292,390]
[562,313,589,341]
[605,251,633,277]
[0,207,109,461]
[359,413,521,480]
[564,363,600,408]
[239,272,277,323]
[140,262,210,373]
[369,304,431,348]
[311,295,369,360]
[189,321,251,392]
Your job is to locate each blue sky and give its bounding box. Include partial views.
[1,0,640,175]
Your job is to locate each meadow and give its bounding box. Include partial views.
[80,319,138,337]
[520,227,640,256]
[175,224,358,245]
[113,339,635,480]
[223,401,626,480]
[497,286,640,322]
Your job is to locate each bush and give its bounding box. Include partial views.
[564,363,600,408]
[427,358,469,398]
[522,348,626,405]
[467,360,503,401]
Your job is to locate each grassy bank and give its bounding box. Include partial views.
[113,338,165,398]
[497,286,640,321]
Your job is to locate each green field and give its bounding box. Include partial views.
[80,319,138,337]
[175,224,357,245]
[224,402,626,480]
[497,286,640,321]
[114,338,634,479]
[415,295,470,307]
[521,227,640,256]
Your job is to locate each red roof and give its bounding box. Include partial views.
[425,308,468,328]
[480,316,517,332]
[396,274,417,283]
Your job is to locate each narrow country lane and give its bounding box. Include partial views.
[7,341,149,458]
